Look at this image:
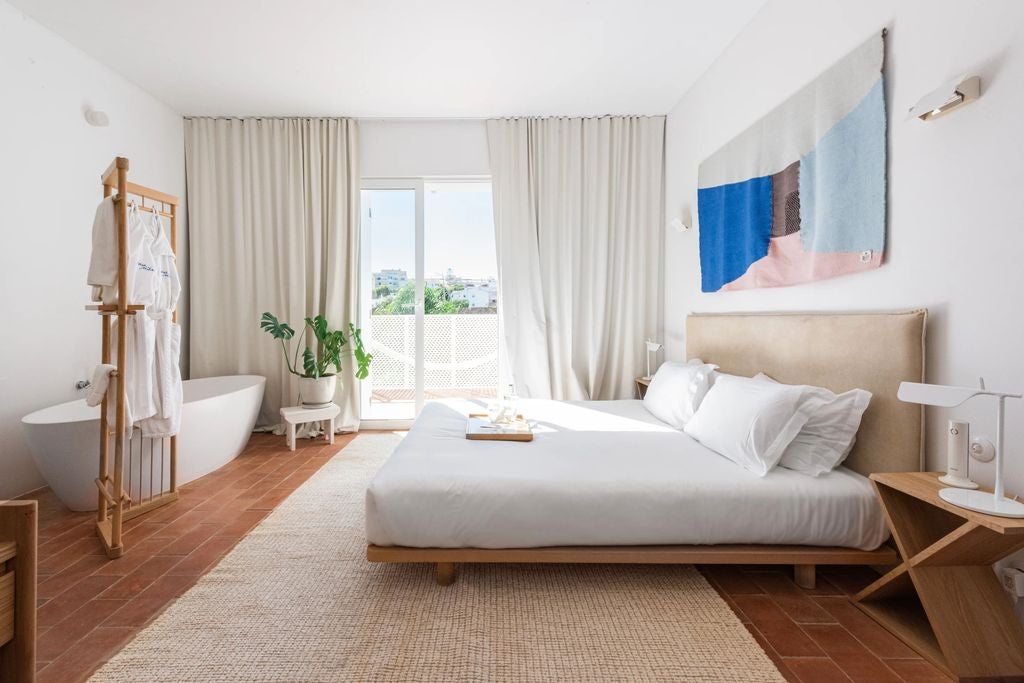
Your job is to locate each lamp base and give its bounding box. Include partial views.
[938,488,1024,519]
[938,474,979,489]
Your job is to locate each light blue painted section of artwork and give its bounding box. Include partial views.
[800,78,886,253]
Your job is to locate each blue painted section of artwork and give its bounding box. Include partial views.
[800,78,886,253]
[697,175,773,292]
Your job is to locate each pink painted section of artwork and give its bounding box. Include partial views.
[722,232,881,291]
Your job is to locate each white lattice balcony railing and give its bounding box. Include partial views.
[367,314,499,396]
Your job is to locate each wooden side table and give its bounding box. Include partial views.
[280,403,341,452]
[635,377,651,399]
[853,472,1024,680]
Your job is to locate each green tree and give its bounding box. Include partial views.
[372,283,468,315]
[373,284,393,298]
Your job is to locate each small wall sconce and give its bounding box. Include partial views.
[908,75,981,121]
[84,109,110,127]
[669,205,692,233]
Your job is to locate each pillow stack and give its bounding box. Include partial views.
[685,373,872,477]
[644,362,872,478]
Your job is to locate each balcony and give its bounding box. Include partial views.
[367,313,499,405]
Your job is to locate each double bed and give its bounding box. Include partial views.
[366,310,928,587]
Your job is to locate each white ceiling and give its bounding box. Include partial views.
[9,0,764,118]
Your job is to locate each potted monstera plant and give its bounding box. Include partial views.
[260,312,372,407]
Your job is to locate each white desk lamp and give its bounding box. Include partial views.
[898,380,1024,518]
[644,339,663,380]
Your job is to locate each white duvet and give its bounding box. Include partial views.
[365,399,889,550]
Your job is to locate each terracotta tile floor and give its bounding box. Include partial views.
[22,432,950,683]
[24,432,356,683]
[698,565,951,682]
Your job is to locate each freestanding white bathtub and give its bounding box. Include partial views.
[22,375,265,511]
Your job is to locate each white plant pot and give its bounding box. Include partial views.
[298,375,337,407]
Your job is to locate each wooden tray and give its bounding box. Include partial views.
[466,413,533,442]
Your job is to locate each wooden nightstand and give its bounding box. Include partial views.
[634,377,651,399]
[853,472,1024,680]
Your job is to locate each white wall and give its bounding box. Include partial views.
[664,0,1024,491]
[0,1,186,498]
[359,120,489,178]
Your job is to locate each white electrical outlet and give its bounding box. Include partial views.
[1002,567,1024,598]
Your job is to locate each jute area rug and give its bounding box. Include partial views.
[91,432,784,682]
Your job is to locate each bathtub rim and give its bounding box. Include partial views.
[21,374,266,426]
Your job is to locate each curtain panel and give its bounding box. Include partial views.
[184,117,360,430]
[486,116,665,400]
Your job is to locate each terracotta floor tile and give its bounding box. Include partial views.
[37,598,126,661]
[38,553,110,599]
[731,595,825,658]
[137,572,197,601]
[785,657,854,683]
[818,566,878,595]
[98,555,181,600]
[216,508,269,537]
[102,596,173,627]
[38,574,121,629]
[829,651,903,683]
[158,522,222,555]
[747,625,800,683]
[702,565,765,595]
[813,597,921,660]
[248,487,293,510]
[883,658,952,682]
[90,537,172,576]
[38,626,135,683]
[166,536,238,575]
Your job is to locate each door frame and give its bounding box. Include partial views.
[359,176,499,427]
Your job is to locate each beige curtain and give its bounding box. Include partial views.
[184,118,361,430]
[486,116,665,400]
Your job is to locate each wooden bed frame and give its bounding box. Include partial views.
[368,310,928,588]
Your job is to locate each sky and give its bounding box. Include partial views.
[364,183,497,282]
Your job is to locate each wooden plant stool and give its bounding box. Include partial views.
[280,403,341,452]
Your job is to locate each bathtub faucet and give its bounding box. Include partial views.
[75,379,91,390]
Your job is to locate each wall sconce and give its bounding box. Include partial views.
[84,109,110,127]
[908,75,981,121]
[669,205,692,233]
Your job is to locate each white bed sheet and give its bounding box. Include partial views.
[366,399,889,550]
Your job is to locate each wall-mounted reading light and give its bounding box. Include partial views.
[908,75,981,121]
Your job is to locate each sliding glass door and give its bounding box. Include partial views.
[361,179,499,421]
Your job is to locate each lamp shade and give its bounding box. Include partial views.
[897,382,980,407]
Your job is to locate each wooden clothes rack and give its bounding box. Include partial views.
[92,156,180,558]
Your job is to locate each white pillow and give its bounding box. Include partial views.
[642,359,718,429]
[683,374,824,476]
[754,374,872,476]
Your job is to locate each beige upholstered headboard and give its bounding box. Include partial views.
[685,310,927,476]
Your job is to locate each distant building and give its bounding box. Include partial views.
[373,269,408,290]
[452,283,497,308]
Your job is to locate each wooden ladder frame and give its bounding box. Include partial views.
[93,157,181,558]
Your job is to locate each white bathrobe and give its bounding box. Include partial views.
[87,201,158,306]
[92,206,182,438]
[138,210,183,438]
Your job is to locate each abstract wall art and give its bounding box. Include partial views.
[697,32,887,292]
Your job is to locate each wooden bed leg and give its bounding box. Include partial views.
[435,562,457,586]
[794,564,816,590]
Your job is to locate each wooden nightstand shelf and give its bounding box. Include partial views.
[635,377,651,399]
[853,472,1024,680]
